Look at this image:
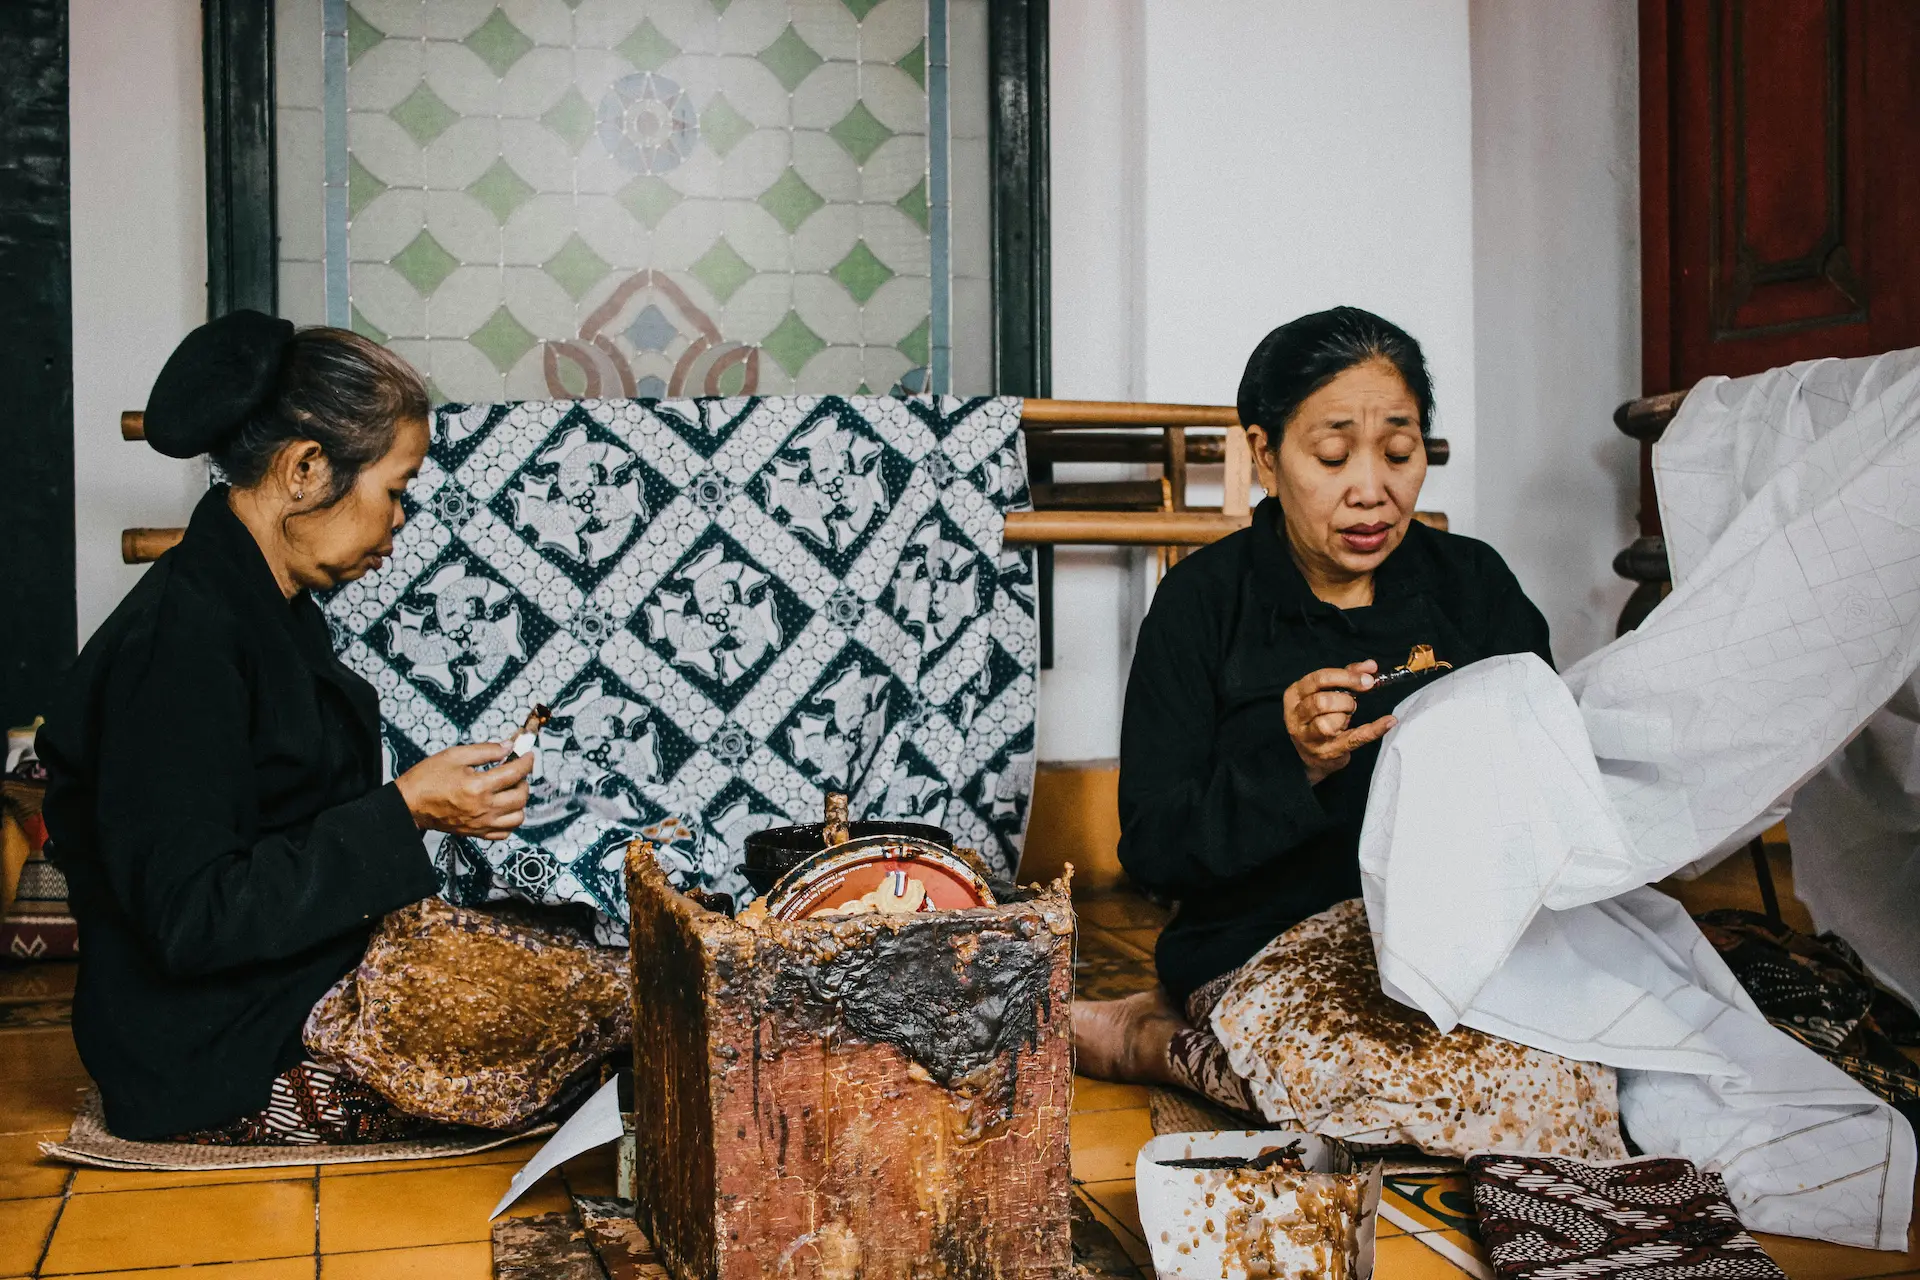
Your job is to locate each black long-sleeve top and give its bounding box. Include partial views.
[1118,497,1553,1004]
[38,488,439,1138]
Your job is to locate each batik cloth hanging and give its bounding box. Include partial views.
[320,396,1036,942]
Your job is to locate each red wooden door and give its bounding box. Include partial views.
[1642,0,1920,397]
[1620,0,1920,627]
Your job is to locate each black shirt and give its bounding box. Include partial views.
[1117,498,1553,1003]
[38,488,439,1138]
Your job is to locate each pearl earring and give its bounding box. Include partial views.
[294,490,304,500]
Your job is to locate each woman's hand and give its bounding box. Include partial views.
[395,744,533,841]
[1282,661,1397,786]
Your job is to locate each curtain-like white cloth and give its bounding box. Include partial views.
[1360,351,1920,1249]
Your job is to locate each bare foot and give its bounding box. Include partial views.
[1072,989,1189,1086]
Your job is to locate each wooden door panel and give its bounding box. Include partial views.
[1645,0,1920,391]
[1715,0,1864,339]
[1621,0,1920,628]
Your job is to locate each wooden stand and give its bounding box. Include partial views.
[622,842,1076,1280]
[114,399,1449,561]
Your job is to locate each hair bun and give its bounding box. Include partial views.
[143,310,296,459]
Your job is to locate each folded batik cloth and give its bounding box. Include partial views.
[1211,899,1628,1161]
[0,777,78,961]
[1467,1153,1787,1279]
[304,898,629,1130]
[1698,908,1920,1126]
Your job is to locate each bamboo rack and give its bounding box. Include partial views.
[117,398,1451,562]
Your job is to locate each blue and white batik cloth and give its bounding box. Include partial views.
[320,396,1037,943]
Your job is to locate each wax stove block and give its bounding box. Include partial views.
[624,842,1075,1280]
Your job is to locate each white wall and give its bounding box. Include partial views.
[1043,0,1482,760]
[1469,0,1641,665]
[1040,0,1150,762]
[68,0,208,641]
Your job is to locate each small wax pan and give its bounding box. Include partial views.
[766,845,996,922]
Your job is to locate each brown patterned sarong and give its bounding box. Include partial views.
[1468,1153,1787,1278]
[1165,969,1263,1120]
[172,1059,434,1146]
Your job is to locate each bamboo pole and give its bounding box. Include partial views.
[122,528,185,563]
[125,509,1452,559]
[1019,398,1239,426]
[124,403,1451,463]
[1004,511,1251,546]
[1222,426,1252,520]
[1025,429,1450,466]
[119,400,1242,440]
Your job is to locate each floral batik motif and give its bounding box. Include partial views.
[322,396,1036,943]
[1467,1154,1787,1279]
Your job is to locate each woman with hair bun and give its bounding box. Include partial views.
[39,313,534,1142]
[1073,307,1554,1111]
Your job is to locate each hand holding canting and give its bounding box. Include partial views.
[1281,661,1397,786]
[395,743,533,841]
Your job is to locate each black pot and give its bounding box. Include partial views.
[741,819,953,896]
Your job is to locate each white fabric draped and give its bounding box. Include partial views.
[1360,350,1920,1249]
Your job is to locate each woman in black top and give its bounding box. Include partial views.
[39,313,533,1140]
[1074,308,1552,1095]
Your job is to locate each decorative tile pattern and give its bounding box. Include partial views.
[281,0,953,401]
[321,395,1035,942]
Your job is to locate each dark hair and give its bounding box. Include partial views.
[144,312,428,507]
[216,328,429,504]
[1236,306,1434,443]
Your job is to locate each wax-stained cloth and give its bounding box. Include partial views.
[303,898,627,1130]
[1210,900,1628,1162]
[1466,1153,1787,1280]
[319,396,1036,940]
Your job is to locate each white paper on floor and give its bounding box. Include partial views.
[1360,350,1920,1250]
[490,1075,623,1220]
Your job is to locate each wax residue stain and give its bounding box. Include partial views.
[1209,899,1627,1161]
[1196,1167,1366,1280]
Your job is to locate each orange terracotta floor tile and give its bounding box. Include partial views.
[1072,1075,1151,1114]
[79,1261,315,1280]
[316,1162,569,1254]
[1069,1106,1154,1184]
[0,1075,88,1138]
[321,1241,493,1278]
[40,1179,316,1274]
[0,1195,60,1275]
[68,1162,317,1194]
[0,1028,85,1084]
[0,1130,68,1200]
[1751,1228,1920,1279]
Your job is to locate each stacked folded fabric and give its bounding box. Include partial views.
[1467,1153,1787,1279]
[2,750,78,961]
[1700,908,1920,1129]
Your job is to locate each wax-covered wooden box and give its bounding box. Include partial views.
[623,841,1076,1280]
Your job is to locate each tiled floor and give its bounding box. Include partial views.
[2,863,1916,1278]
